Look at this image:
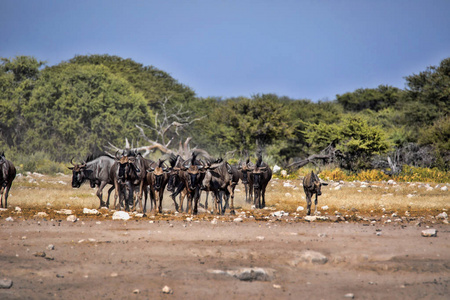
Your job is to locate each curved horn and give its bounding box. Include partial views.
[70,157,76,166]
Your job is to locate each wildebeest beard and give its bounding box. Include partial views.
[167,172,178,192]
[188,172,199,190]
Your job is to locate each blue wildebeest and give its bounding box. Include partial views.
[202,159,239,215]
[303,170,328,216]
[250,155,272,209]
[111,150,144,211]
[177,152,205,215]
[145,159,170,214]
[238,159,254,204]
[69,153,115,209]
[0,152,16,208]
[166,154,187,212]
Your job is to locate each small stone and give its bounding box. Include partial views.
[344,293,355,298]
[436,212,448,219]
[133,289,140,294]
[0,278,13,289]
[299,250,328,264]
[321,205,329,210]
[273,284,282,289]
[47,244,55,250]
[304,216,316,222]
[421,229,437,237]
[15,207,21,212]
[296,206,304,212]
[256,236,265,241]
[441,186,448,191]
[34,252,46,257]
[110,272,118,277]
[211,219,218,225]
[233,217,243,223]
[112,211,131,220]
[66,215,77,222]
[162,285,173,294]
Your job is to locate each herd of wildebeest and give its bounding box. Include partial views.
[0,150,326,216]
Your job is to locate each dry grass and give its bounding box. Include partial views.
[3,173,449,219]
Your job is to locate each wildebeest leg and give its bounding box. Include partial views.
[249,184,254,205]
[1,183,11,208]
[305,191,312,216]
[204,191,209,210]
[254,188,261,209]
[96,182,108,208]
[244,183,250,203]
[314,193,319,215]
[261,186,267,208]
[171,193,179,212]
[229,185,236,215]
[193,188,200,215]
[106,185,114,208]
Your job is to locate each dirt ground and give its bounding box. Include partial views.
[0,212,448,299]
[0,176,449,299]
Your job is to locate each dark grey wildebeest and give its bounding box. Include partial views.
[250,155,272,209]
[69,153,115,209]
[177,152,205,215]
[202,159,240,215]
[238,159,254,204]
[0,152,16,208]
[303,170,328,215]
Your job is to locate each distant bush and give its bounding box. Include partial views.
[14,152,69,175]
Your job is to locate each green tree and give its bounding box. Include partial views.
[0,56,45,149]
[418,115,450,170]
[304,116,389,171]
[336,85,403,112]
[21,63,154,161]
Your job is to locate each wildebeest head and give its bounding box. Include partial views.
[183,153,204,190]
[148,159,168,191]
[116,151,140,184]
[0,152,6,165]
[68,158,87,188]
[238,159,253,184]
[306,171,327,195]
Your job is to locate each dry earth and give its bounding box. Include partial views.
[0,174,449,299]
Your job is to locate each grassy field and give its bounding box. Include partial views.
[2,172,448,221]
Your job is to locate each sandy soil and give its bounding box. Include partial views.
[1,210,449,299]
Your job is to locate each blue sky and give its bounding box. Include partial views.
[1,0,449,101]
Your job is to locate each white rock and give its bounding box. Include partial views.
[56,209,72,215]
[211,219,218,225]
[421,229,437,237]
[6,217,14,222]
[299,250,328,264]
[233,217,243,223]
[256,236,265,241]
[226,268,275,281]
[83,208,99,215]
[321,205,329,210]
[436,212,448,219]
[283,182,294,188]
[47,244,55,250]
[334,186,341,190]
[284,192,292,197]
[35,212,48,218]
[66,215,77,222]
[441,186,448,191]
[272,165,281,173]
[296,206,304,212]
[15,207,21,212]
[112,211,131,220]
[387,180,396,185]
[304,216,317,222]
[271,211,289,217]
[280,170,287,178]
[344,293,355,299]
[162,285,173,294]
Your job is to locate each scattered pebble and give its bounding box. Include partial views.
[0,278,13,289]
[344,293,355,299]
[162,285,173,294]
[421,229,437,237]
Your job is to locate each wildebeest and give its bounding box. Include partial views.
[111,150,143,211]
[145,159,169,214]
[250,155,272,209]
[177,152,205,215]
[303,170,328,215]
[166,154,187,212]
[0,152,16,208]
[69,153,115,208]
[238,159,254,204]
[202,159,239,215]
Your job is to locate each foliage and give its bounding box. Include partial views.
[1,54,449,174]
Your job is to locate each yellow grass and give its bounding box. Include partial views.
[2,173,449,219]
